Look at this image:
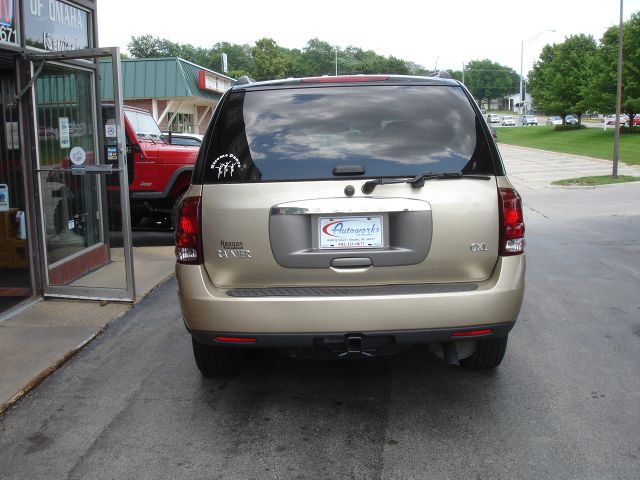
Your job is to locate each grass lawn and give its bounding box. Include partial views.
[496,126,640,166]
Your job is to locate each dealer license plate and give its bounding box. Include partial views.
[319,216,383,250]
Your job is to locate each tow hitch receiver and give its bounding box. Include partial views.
[316,334,394,358]
[340,336,373,357]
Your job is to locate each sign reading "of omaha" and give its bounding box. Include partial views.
[25,0,90,51]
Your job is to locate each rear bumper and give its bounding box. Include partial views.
[188,322,516,348]
[177,255,525,337]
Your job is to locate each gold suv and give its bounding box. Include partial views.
[176,74,525,376]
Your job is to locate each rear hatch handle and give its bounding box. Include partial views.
[330,257,373,269]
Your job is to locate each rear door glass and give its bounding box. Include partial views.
[202,85,494,183]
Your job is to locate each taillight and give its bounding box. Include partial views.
[175,196,202,264]
[215,337,257,344]
[498,188,525,256]
[451,329,494,337]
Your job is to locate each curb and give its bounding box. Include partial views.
[549,180,640,190]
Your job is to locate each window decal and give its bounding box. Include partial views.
[211,154,241,180]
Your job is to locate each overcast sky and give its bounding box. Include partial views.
[97,0,640,76]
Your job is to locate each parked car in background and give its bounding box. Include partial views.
[162,132,204,147]
[176,74,526,376]
[546,116,563,125]
[102,105,201,228]
[521,115,538,126]
[565,115,579,125]
[605,115,629,126]
[501,115,515,126]
[487,113,500,123]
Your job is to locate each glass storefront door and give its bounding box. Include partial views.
[31,48,134,301]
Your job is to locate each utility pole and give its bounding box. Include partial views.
[612,0,624,178]
[519,40,524,115]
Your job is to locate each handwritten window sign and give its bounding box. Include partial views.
[0,0,19,46]
[59,117,70,148]
[25,0,91,51]
[6,122,19,150]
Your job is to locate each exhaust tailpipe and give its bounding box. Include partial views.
[442,342,460,366]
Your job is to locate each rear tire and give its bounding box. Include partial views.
[192,338,243,377]
[460,335,508,369]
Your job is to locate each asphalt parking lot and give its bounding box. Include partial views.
[0,146,638,479]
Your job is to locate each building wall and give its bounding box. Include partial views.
[124,99,153,112]
[121,99,218,133]
[196,105,214,133]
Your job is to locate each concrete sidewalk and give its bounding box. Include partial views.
[0,246,175,415]
[499,143,640,191]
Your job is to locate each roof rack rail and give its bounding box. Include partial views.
[237,76,257,85]
[428,71,453,79]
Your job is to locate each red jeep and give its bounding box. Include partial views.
[103,105,200,228]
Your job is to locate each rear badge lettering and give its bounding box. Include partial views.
[211,154,241,179]
[470,243,488,252]
[217,249,252,259]
[220,240,244,249]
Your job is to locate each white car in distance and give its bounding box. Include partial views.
[501,115,516,126]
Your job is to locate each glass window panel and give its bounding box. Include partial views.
[35,65,103,271]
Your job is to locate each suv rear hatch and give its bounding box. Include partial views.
[196,81,503,289]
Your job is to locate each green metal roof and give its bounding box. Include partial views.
[100,57,235,101]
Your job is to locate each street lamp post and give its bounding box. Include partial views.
[519,40,524,115]
[612,0,623,178]
[520,30,556,115]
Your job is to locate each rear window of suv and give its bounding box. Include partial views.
[200,84,495,183]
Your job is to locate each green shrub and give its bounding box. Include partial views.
[620,125,640,135]
[554,124,587,131]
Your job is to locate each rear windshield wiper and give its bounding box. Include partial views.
[361,172,491,194]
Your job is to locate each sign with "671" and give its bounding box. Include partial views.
[0,0,18,46]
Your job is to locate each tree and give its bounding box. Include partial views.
[386,55,410,75]
[209,42,254,78]
[251,38,292,81]
[463,59,516,108]
[291,38,336,77]
[528,34,597,123]
[127,35,431,81]
[128,35,182,58]
[405,61,431,76]
[583,12,640,123]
